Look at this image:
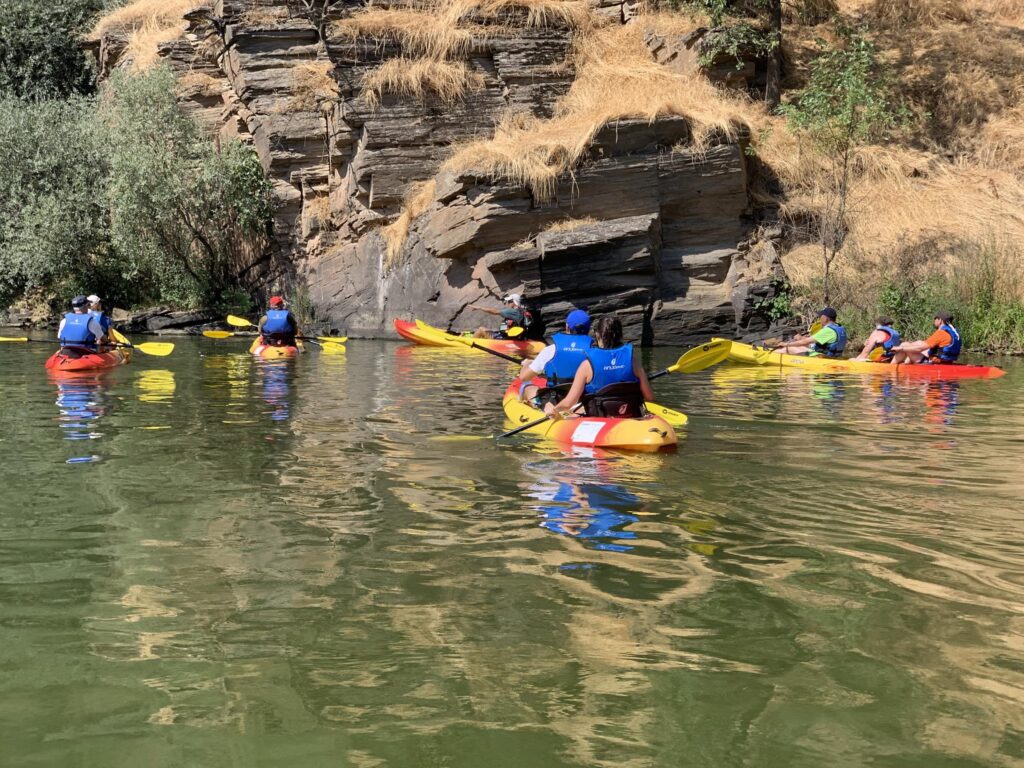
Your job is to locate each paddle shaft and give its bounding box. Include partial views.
[498,403,583,439]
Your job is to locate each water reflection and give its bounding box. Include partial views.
[257,361,292,422]
[528,465,643,553]
[136,368,176,404]
[924,379,961,427]
[52,374,108,462]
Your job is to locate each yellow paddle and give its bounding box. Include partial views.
[505,326,525,338]
[223,316,346,346]
[0,335,174,356]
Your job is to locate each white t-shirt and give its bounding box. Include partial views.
[528,344,557,374]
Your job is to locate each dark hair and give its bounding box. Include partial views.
[876,316,894,326]
[593,316,624,349]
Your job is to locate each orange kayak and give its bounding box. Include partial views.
[45,345,130,373]
[394,318,546,359]
[249,338,302,359]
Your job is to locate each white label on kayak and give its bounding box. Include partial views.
[572,420,604,445]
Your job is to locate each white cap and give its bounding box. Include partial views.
[86,294,101,303]
[503,293,522,306]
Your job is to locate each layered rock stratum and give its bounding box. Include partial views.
[89,0,783,343]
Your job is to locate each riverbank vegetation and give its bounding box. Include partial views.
[0,0,270,316]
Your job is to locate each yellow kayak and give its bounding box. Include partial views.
[502,380,678,452]
[394,319,547,359]
[249,338,304,359]
[719,339,1005,379]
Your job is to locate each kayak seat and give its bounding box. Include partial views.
[583,383,645,418]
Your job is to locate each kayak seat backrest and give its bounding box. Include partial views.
[583,382,645,418]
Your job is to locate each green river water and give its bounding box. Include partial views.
[2,336,1023,767]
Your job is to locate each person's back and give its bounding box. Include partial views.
[927,321,961,362]
[259,296,298,346]
[58,296,104,351]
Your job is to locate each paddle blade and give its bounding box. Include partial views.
[809,320,822,334]
[867,346,884,361]
[316,336,347,344]
[203,330,234,339]
[667,340,731,374]
[227,315,253,328]
[645,402,689,428]
[505,326,524,338]
[0,336,29,343]
[135,342,175,357]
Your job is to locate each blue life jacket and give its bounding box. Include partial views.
[931,323,962,362]
[584,344,638,395]
[262,309,294,335]
[813,322,847,356]
[876,325,901,356]
[60,313,98,349]
[544,333,592,384]
[89,310,113,333]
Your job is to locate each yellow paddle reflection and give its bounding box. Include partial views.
[135,369,176,403]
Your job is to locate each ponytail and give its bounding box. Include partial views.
[592,316,624,349]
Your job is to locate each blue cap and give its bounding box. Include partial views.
[71,295,88,307]
[566,309,590,331]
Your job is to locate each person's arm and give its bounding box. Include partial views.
[289,312,301,337]
[852,330,881,360]
[89,317,107,342]
[544,361,592,416]
[893,340,929,352]
[468,304,500,317]
[57,318,65,339]
[895,330,947,354]
[258,314,268,333]
[633,355,655,401]
[518,346,554,384]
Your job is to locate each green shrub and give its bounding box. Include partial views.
[0,0,101,99]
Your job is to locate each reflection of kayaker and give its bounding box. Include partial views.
[534,479,641,552]
[259,361,291,422]
[924,380,960,426]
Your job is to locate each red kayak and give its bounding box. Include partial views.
[45,345,131,373]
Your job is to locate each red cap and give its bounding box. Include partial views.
[269,296,284,307]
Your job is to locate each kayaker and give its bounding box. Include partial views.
[258,296,301,347]
[851,317,901,362]
[773,307,847,357]
[58,295,106,351]
[517,308,592,405]
[543,315,654,418]
[87,294,114,339]
[471,293,532,339]
[889,311,962,365]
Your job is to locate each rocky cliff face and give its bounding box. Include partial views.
[90,0,783,343]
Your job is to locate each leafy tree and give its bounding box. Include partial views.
[0,67,274,310]
[780,27,910,302]
[0,0,101,99]
[98,67,274,305]
[0,97,108,305]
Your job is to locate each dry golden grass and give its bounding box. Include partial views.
[383,180,437,270]
[332,7,479,59]
[240,6,291,27]
[870,0,973,27]
[288,60,341,112]
[90,0,198,71]
[176,70,222,97]
[363,58,484,107]
[444,21,753,199]
[542,216,599,233]
[976,103,1024,177]
[304,196,333,230]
